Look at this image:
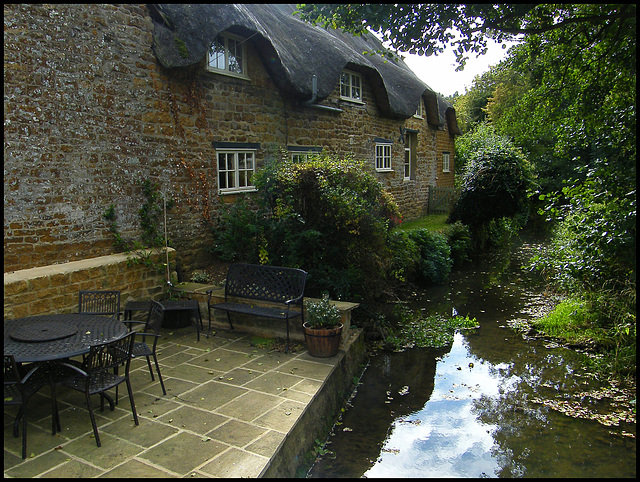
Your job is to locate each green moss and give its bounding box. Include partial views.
[174,37,189,59]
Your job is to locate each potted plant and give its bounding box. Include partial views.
[303,295,343,357]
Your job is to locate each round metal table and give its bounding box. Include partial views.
[4,314,128,363]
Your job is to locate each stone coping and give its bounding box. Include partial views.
[4,248,176,283]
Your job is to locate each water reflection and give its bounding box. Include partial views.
[308,241,636,478]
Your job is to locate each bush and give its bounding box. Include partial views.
[449,123,533,230]
[210,198,264,262]
[250,152,401,302]
[387,230,420,282]
[406,229,452,284]
[443,222,472,267]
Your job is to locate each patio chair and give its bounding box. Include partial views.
[78,290,122,320]
[4,356,61,459]
[57,331,139,447]
[126,300,167,395]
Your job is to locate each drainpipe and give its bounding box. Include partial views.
[302,74,343,113]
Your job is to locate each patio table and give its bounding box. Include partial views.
[4,313,128,363]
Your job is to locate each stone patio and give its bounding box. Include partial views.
[4,324,365,477]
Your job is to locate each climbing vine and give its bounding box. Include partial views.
[103,179,174,276]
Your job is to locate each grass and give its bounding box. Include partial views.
[394,214,449,232]
[533,298,606,343]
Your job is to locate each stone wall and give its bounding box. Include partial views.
[4,4,456,276]
[3,248,175,320]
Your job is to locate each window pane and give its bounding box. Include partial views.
[404,149,410,178]
[228,38,243,74]
[351,74,361,100]
[340,73,350,97]
[209,37,226,70]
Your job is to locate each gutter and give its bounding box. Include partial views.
[302,75,343,113]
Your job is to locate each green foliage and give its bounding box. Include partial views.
[449,123,533,229]
[103,180,174,293]
[138,180,174,249]
[296,5,627,69]
[532,164,636,291]
[216,152,402,303]
[190,271,211,283]
[386,305,479,349]
[306,294,342,329]
[210,198,264,263]
[103,204,129,252]
[405,229,452,284]
[534,298,602,341]
[387,230,420,283]
[443,222,472,268]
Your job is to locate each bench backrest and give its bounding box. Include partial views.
[225,263,307,305]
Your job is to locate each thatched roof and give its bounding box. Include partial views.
[150,4,459,129]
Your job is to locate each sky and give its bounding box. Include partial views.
[402,39,515,97]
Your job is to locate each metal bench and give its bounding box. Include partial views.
[206,263,307,352]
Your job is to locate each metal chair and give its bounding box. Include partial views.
[78,290,122,319]
[57,331,139,447]
[4,356,61,459]
[126,300,167,395]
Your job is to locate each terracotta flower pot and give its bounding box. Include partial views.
[303,322,343,358]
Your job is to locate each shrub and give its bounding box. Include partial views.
[449,123,533,230]
[406,229,452,284]
[443,221,472,267]
[210,198,264,262]
[251,152,401,302]
[387,230,420,282]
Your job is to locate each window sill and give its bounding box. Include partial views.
[218,187,258,195]
[205,68,250,81]
[340,97,365,105]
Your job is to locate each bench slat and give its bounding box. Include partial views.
[212,302,302,319]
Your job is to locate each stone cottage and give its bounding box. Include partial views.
[4,4,459,279]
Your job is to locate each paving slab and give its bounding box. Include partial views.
[4,325,365,477]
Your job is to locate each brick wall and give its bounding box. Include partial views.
[4,4,456,276]
[3,248,175,320]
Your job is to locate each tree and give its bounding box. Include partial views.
[448,123,533,230]
[295,4,634,69]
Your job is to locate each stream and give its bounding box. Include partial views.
[307,238,636,478]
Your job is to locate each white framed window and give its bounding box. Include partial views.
[206,33,248,79]
[442,152,451,173]
[404,132,417,180]
[340,70,363,102]
[375,142,392,171]
[288,146,323,163]
[414,99,425,119]
[217,150,256,193]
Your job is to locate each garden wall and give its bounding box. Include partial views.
[3,248,175,320]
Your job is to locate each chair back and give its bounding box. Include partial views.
[78,290,120,317]
[84,332,136,385]
[146,300,165,334]
[79,290,121,318]
[3,355,22,402]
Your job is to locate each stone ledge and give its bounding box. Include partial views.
[4,248,176,283]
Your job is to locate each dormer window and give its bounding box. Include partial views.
[340,70,363,103]
[206,32,248,79]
